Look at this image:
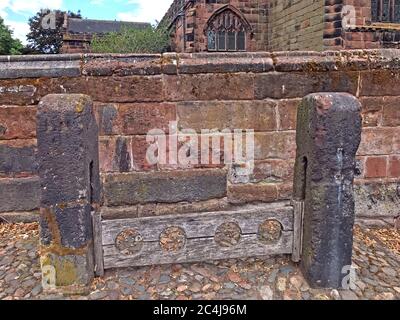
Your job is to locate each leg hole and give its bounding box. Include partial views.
[115,229,144,256]
[258,220,282,244]
[160,227,186,252]
[215,222,242,247]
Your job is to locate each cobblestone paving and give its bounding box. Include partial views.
[0,223,399,300]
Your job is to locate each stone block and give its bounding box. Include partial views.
[254,72,359,99]
[0,142,37,175]
[164,74,254,101]
[227,183,278,204]
[0,106,37,139]
[96,102,176,136]
[293,92,362,289]
[37,94,100,291]
[103,169,227,206]
[177,100,276,132]
[0,177,40,212]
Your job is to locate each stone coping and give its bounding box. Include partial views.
[0,49,399,79]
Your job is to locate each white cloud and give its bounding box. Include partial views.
[0,9,8,19]
[0,0,11,18]
[0,0,64,43]
[6,20,29,44]
[118,0,171,23]
[5,0,63,15]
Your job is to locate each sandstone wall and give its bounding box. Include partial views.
[268,0,325,51]
[0,50,399,225]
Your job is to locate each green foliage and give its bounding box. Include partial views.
[0,17,23,55]
[91,24,170,54]
[27,9,81,54]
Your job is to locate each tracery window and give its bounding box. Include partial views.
[205,8,250,51]
[371,0,400,23]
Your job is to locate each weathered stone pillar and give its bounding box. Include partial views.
[37,94,100,294]
[293,93,362,289]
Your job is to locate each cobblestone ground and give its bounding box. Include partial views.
[0,223,399,300]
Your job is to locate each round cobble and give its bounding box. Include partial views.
[0,223,399,300]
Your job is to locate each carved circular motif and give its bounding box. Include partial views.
[215,222,242,247]
[258,220,282,244]
[115,229,144,256]
[160,226,187,252]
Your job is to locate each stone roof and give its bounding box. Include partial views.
[66,18,151,34]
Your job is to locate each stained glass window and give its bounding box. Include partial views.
[206,8,249,51]
[372,0,400,23]
[208,31,216,50]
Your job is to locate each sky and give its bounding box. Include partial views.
[0,0,173,44]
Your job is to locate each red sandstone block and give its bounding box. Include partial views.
[345,32,365,42]
[254,132,296,160]
[364,42,380,49]
[157,133,226,171]
[95,102,176,136]
[164,74,255,101]
[0,106,37,140]
[0,79,39,105]
[0,78,87,105]
[346,40,366,49]
[360,71,400,97]
[254,72,359,99]
[177,100,276,132]
[227,183,278,204]
[359,97,383,127]
[130,135,159,171]
[388,155,400,178]
[277,99,300,130]
[99,137,115,173]
[251,159,295,184]
[365,156,388,178]
[358,127,400,156]
[381,97,400,127]
[100,134,226,174]
[277,183,293,200]
[87,76,164,103]
[99,136,157,173]
[361,7,372,18]
[38,77,88,98]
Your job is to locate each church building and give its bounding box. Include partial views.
[161,0,400,52]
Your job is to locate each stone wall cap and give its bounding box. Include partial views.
[0,49,400,79]
[0,54,83,62]
[0,54,83,79]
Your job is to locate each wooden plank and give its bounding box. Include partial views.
[291,200,304,263]
[92,210,104,277]
[103,231,293,269]
[102,204,294,246]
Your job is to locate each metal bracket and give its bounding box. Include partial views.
[291,200,304,262]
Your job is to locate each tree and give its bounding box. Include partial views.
[27,9,81,54]
[0,17,23,55]
[91,23,170,54]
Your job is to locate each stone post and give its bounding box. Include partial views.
[293,93,362,289]
[37,94,100,294]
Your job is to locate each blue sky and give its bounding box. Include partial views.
[0,0,173,43]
